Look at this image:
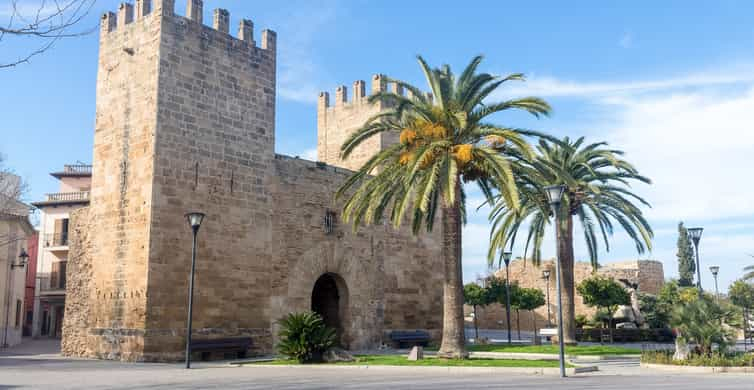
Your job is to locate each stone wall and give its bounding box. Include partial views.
[269,156,444,349]
[467,259,665,333]
[61,207,93,356]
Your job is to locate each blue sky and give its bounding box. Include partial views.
[1,0,753,292]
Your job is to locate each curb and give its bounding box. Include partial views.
[641,362,754,374]
[470,351,639,361]
[238,363,597,376]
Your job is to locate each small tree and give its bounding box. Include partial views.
[277,312,336,363]
[464,282,490,341]
[515,287,546,340]
[485,277,521,338]
[677,222,696,287]
[577,276,630,342]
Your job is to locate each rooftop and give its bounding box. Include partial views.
[50,164,92,179]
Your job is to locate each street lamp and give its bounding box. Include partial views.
[184,211,205,369]
[502,251,513,345]
[709,265,720,301]
[544,184,567,378]
[687,227,703,295]
[542,269,552,326]
[12,249,29,269]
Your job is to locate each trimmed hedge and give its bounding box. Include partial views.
[576,328,675,343]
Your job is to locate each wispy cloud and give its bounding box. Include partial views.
[271,1,340,103]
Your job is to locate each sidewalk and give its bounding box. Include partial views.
[0,338,61,357]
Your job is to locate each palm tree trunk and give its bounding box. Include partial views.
[516,308,521,340]
[437,186,468,359]
[557,213,578,345]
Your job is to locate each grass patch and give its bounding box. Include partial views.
[642,350,754,367]
[469,344,640,356]
[249,354,569,368]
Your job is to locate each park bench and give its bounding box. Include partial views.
[190,337,252,360]
[389,330,430,348]
[539,327,557,341]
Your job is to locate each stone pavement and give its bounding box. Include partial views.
[2,339,753,389]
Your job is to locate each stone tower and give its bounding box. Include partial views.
[79,0,277,361]
[316,75,404,171]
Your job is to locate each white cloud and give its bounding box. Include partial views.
[500,72,754,98]
[301,148,317,161]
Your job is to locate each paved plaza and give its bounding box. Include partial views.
[1,339,753,389]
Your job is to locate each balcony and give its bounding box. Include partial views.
[38,266,67,295]
[43,233,69,249]
[32,191,90,207]
[51,164,92,178]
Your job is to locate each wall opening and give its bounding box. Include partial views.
[311,273,348,347]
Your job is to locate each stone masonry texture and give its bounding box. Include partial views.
[466,259,664,333]
[62,1,443,362]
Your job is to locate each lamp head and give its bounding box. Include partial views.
[709,265,720,277]
[543,184,566,207]
[185,212,206,231]
[687,227,703,245]
[542,269,551,279]
[502,251,512,267]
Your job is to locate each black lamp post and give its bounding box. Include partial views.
[544,184,567,378]
[709,265,720,301]
[184,211,205,369]
[542,269,552,326]
[502,251,513,345]
[688,227,703,295]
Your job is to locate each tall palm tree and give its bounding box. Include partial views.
[744,255,754,281]
[487,136,653,343]
[336,56,551,358]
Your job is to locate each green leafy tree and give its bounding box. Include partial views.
[337,56,551,358]
[640,280,688,329]
[514,287,546,339]
[485,276,522,337]
[677,222,696,287]
[277,312,337,363]
[488,137,653,343]
[577,276,631,342]
[464,283,491,341]
[671,296,736,356]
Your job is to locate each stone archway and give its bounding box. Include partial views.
[311,273,349,347]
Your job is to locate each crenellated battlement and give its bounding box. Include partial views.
[100,0,276,53]
[319,74,403,109]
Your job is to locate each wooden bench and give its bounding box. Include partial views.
[190,337,252,360]
[389,330,430,348]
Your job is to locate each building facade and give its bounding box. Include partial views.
[0,173,34,348]
[61,1,443,362]
[22,232,38,337]
[30,164,91,339]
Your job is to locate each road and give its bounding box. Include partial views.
[2,339,753,389]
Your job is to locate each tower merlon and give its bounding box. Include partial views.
[213,8,230,33]
[135,0,151,20]
[117,3,134,30]
[335,85,347,106]
[238,19,253,43]
[261,29,277,52]
[318,75,391,109]
[186,0,202,24]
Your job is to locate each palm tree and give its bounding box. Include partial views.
[336,56,551,358]
[487,136,653,344]
[744,255,754,281]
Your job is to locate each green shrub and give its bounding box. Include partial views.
[277,312,337,363]
[642,350,754,367]
[575,314,588,329]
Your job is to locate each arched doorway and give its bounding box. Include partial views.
[311,273,348,346]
